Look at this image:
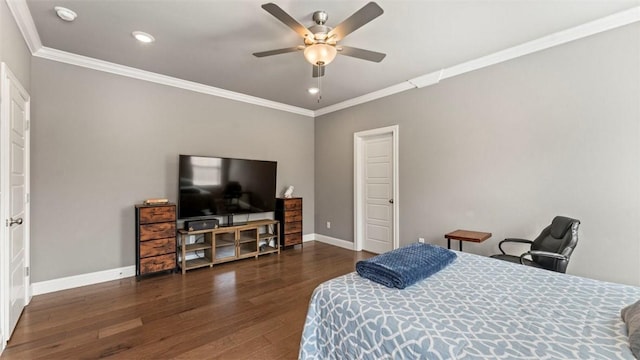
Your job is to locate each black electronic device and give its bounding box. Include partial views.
[178,155,277,222]
[184,218,219,231]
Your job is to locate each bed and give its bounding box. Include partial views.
[299,251,640,359]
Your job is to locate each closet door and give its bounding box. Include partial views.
[1,62,31,342]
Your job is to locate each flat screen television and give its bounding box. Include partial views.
[178,155,277,222]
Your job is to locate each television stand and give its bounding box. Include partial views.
[177,219,280,273]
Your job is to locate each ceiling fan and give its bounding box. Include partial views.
[253,2,386,78]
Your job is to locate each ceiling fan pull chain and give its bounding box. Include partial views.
[317,66,322,103]
[318,65,322,104]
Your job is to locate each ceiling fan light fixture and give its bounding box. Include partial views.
[308,87,320,95]
[303,44,337,66]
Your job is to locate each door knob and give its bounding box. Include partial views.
[7,217,23,227]
[388,199,394,204]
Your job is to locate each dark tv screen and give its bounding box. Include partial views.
[178,155,277,220]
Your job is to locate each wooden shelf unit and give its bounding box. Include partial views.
[177,219,280,274]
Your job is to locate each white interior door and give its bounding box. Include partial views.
[354,125,399,254]
[363,134,393,253]
[1,62,30,345]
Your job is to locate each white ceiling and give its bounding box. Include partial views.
[23,0,640,111]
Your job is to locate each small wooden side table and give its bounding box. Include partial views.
[444,229,491,251]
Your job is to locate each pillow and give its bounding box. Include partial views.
[622,300,640,358]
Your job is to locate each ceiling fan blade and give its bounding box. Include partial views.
[327,2,383,41]
[262,3,314,39]
[338,46,386,62]
[253,47,302,57]
[312,65,325,78]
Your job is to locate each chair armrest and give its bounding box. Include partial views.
[520,250,568,264]
[498,238,533,255]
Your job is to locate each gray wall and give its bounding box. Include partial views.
[30,58,314,282]
[0,0,30,91]
[315,23,640,286]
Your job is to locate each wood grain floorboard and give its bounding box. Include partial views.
[1,241,372,359]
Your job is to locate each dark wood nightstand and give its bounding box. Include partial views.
[444,229,491,251]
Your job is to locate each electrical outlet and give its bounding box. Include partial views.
[326,221,331,229]
[418,237,425,243]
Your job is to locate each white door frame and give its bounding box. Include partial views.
[353,125,399,252]
[0,62,31,352]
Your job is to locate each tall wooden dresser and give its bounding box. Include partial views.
[275,197,303,248]
[135,203,177,278]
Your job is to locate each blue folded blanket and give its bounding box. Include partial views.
[356,243,457,289]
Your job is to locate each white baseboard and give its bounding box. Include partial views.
[29,235,352,296]
[313,234,355,250]
[31,265,136,296]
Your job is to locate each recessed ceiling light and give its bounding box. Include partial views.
[132,31,155,44]
[308,87,319,95]
[54,6,77,22]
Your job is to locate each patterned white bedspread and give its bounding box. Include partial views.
[299,251,640,359]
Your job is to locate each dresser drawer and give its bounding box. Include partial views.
[283,221,302,234]
[140,253,176,274]
[284,210,302,222]
[283,198,302,210]
[140,222,176,241]
[140,237,176,258]
[139,206,176,224]
[283,233,302,246]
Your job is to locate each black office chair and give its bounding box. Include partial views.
[491,216,580,273]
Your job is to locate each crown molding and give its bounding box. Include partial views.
[314,82,415,117]
[4,0,42,54]
[6,0,640,118]
[315,6,640,116]
[407,69,444,89]
[6,0,313,117]
[34,47,314,117]
[439,5,640,83]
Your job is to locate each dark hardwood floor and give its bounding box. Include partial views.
[2,241,372,359]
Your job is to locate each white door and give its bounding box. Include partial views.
[354,125,398,254]
[363,134,393,253]
[1,62,30,344]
